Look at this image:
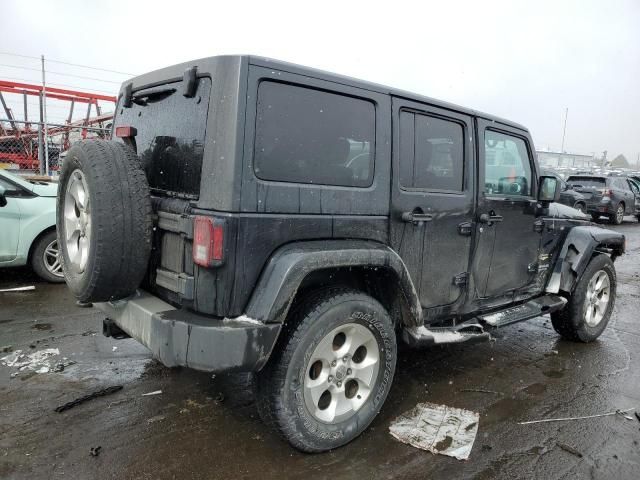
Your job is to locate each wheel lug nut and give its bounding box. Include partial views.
[342,356,348,363]
[328,375,334,382]
[347,368,352,375]
[331,360,337,367]
[337,381,342,387]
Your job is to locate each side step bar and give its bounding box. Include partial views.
[402,294,567,347]
[402,324,492,347]
[478,294,567,328]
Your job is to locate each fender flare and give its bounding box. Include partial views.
[244,240,422,326]
[546,226,624,295]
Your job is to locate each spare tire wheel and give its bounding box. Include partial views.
[56,140,152,302]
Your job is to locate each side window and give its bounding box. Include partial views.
[254,81,375,188]
[483,130,533,196]
[399,111,464,191]
[628,180,639,194]
[0,178,13,190]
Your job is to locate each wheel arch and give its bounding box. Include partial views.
[27,225,56,263]
[244,240,423,327]
[546,226,624,296]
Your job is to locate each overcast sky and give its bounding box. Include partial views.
[3,0,639,164]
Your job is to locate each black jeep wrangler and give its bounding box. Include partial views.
[56,55,625,452]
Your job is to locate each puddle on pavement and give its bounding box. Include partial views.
[482,397,529,425]
[31,323,53,331]
[523,382,547,395]
[542,369,565,379]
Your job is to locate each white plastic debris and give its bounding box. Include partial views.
[142,390,163,396]
[0,285,35,292]
[1,348,60,373]
[112,346,118,352]
[389,402,479,460]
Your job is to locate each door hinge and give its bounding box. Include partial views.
[527,262,539,273]
[453,272,469,286]
[533,219,544,233]
[458,221,473,236]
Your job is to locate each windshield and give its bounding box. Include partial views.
[114,77,211,198]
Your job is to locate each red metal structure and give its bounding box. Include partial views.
[0,80,116,170]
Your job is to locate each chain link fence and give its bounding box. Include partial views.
[0,118,111,174]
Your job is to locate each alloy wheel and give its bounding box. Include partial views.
[303,323,380,424]
[63,169,91,273]
[584,270,611,327]
[43,239,64,278]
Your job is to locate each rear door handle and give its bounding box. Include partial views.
[479,213,504,224]
[402,211,433,225]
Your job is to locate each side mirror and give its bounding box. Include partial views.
[0,185,6,208]
[537,175,561,204]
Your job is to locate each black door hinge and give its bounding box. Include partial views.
[527,262,539,273]
[533,219,544,233]
[458,221,473,236]
[453,272,469,286]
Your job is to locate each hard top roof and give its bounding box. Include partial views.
[123,55,529,133]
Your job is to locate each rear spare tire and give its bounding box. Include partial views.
[56,140,152,302]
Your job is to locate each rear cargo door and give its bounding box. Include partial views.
[565,177,605,208]
[390,98,475,310]
[113,77,212,302]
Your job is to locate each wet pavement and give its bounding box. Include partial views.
[1,220,639,480]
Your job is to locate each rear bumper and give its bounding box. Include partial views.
[95,290,281,373]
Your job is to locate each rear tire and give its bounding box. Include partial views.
[610,203,624,225]
[56,140,152,302]
[551,254,616,342]
[255,288,396,452]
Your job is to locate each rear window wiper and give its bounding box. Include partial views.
[131,86,176,105]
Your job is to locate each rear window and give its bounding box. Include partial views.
[566,176,605,188]
[399,111,464,191]
[254,81,375,188]
[114,77,211,198]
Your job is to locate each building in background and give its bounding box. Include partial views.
[536,150,598,169]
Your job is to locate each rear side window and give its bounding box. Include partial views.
[114,78,212,198]
[483,130,532,196]
[614,178,629,190]
[566,177,606,188]
[399,111,464,191]
[254,81,375,187]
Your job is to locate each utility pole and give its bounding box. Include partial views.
[560,107,568,153]
[38,92,44,173]
[41,55,49,176]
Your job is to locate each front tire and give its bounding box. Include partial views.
[255,288,396,452]
[551,254,616,342]
[31,230,65,283]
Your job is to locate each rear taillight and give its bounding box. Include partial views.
[193,216,224,267]
[599,188,613,196]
